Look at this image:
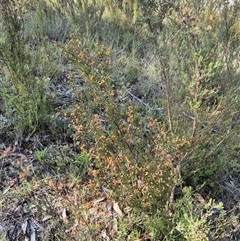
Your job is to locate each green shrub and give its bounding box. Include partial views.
[149,0,240,192]
[173,187,228,241]
[0,0,53,136]
[35,145,90,179]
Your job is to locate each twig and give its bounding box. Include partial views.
[206,130,233,158]
[124,87,164,112]
[182,111,221,134]
[168,152,188,216]
[182,111,195,120]
[124,87,152,109]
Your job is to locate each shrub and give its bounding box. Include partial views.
[0,0,53,136]
[172,187,228,241]
[62,35,176,213]
[149,0,240,192]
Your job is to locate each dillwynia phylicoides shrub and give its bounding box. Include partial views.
[61,35,182,212]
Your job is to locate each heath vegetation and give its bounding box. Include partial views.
[0,0,239,240]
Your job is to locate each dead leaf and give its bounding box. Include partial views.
[94,197,106,204]
[3,185,11,195]
[3,146,11,157]
[101,229,109,239]
[12,145,17,152]
[112,217,118,232]
[29,219,37,241]
[62,208,68,223]
[21,220,28,234]
[42,215,52,222]
[113,202,123,217]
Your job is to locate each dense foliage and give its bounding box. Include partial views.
[0,0,239,240]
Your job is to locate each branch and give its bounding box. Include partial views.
[124,87,164,112]
[182,111,221,134]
